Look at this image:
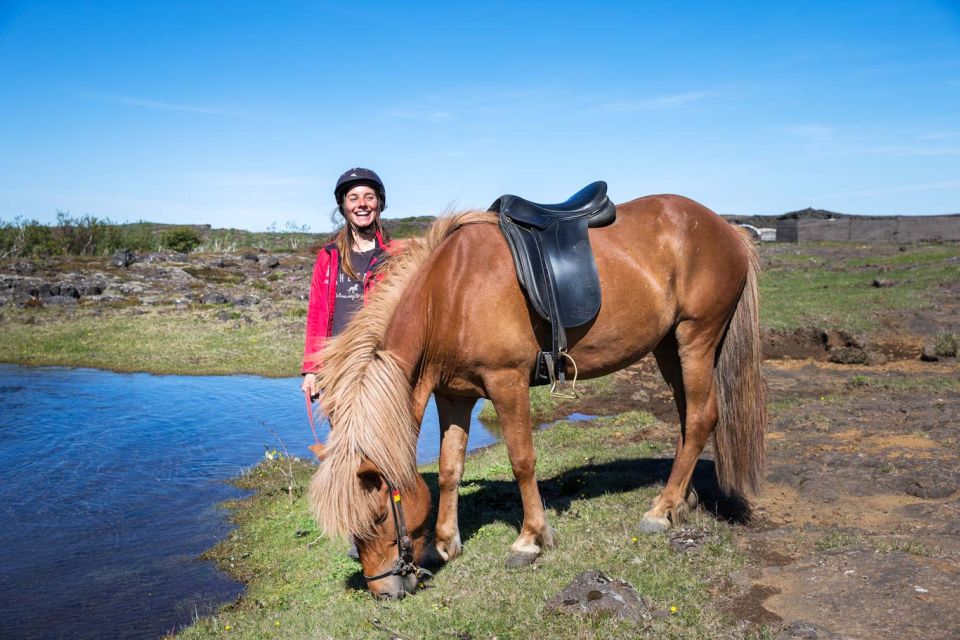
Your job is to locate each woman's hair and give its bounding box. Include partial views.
[330,201,392,280]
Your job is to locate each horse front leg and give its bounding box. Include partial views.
[485,371,555,567]
[432,394,476,562]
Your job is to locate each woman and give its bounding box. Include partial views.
[301,167,394,398]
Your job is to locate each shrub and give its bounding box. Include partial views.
[934,333,958,358]
[160,227,203,253]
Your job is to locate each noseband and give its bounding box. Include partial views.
[361,475,433,584]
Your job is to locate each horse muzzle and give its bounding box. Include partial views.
[370,573,418,600]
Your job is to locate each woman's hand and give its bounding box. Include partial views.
[301,373,319,399]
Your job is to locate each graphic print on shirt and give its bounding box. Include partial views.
[330,248,376,336]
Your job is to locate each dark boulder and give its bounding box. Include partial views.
[13,261,37,275]
[200,292,230,304]
[111,249,136,268]
[233,295,260,306]
[920,344,939,362]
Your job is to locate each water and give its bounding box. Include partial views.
[0,364,498,640]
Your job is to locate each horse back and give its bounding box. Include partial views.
[401,196,752,387]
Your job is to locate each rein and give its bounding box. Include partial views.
[362,475,433,584]
[304,390,321,445]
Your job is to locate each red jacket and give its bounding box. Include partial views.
[301,232,394,374]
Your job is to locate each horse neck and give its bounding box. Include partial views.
[382,281,437,420]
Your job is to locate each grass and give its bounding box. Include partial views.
[759,242,960,332]
[173,412,767,640]
[815,530,938,558]
[478,374,617,424]
[0,306,303,376]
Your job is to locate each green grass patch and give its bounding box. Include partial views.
[0,307,301,376]
[759,242,960,332]
[176,413,760,640]
[182,265,244,285]
[479,374,618,424]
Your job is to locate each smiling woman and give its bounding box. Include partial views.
[300,168,398,399]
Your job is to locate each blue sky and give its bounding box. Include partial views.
[1,1,958,232]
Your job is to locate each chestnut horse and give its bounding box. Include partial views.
[308,195,766,599]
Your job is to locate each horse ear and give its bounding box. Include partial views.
[356,457,384,491]
[308,443,327,460]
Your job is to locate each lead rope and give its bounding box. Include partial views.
[304,390,321,445]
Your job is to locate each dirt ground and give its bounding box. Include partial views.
[586,326,959,639]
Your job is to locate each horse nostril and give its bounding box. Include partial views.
[374,590,406,601]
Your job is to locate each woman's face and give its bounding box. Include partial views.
[342,184,381,230]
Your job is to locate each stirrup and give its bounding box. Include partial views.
[548,350,579,399]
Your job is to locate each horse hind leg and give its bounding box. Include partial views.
[640,322,721,533]
[431,395,476,563]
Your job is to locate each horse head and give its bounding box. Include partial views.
[311,443,433,599]
[354,457,433,599]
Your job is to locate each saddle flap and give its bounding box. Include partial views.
[497,207,601,328]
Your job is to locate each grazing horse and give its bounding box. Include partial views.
[308,195,766,599]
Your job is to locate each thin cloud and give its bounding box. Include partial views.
[77,90,253,118]
[778,123,837,141]
[380,106,455,122]
[378,89,566,122]
[595,91,713,112]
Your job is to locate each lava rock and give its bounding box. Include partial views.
[667,527,709,553]
[13,261,37,275]
[111,249,136,268]
[544,569,651,622]
[871,278,895,288]
[902,477,957,499]
[265,256,280,268]
[920,344,939,362]
[233,295,260,306]
[79,282,105,296]
[200,292,230,304]
[242,253,259,262]
[777,620,838,639]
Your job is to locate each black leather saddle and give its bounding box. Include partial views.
[489,181,616,387]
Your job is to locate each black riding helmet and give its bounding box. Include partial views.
[334,167,386,211]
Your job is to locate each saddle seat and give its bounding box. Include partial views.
[495,181,617,230]
[490,181,617,386]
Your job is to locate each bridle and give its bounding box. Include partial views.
[361,474,433,585]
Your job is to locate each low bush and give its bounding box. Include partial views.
[160,227,203,253]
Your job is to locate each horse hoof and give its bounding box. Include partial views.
[505,551,539,568]
[686,487,699,510]
[637,515,671,534]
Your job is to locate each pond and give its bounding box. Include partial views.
[0,363,498,640]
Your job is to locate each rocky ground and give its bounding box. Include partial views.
[0,249,316,323]
[599,356,959,638]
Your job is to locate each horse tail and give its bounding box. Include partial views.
[713,235,767,499]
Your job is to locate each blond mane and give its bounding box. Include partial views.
[308,210,498,539]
